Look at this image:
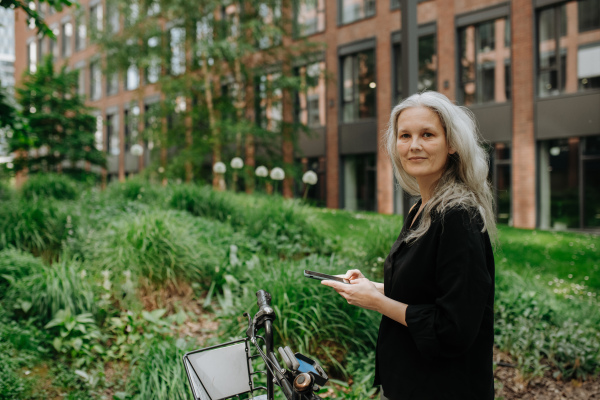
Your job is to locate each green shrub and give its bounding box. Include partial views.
[2,252,96,324]
[217,254,380,375]
[21,173,79,200]
[79,209,233,286]
[0,248,41,297]
[0,198,71,260]
[0,180,14,201]
[127,338,192,400]
[170,185,335,255]
[103,177,168,205]
[495,268,600,380]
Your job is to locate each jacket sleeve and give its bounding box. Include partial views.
[404,208,493,360]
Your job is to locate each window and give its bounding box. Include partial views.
[458,17,511,105]
[340,0,375,25]
[77,68,85,97]
[341,49,376,122]
[27,41,37,73]
[146,37,160,84]
[106,72,118,96]
[90,3,103,38]
[90,60,102,100]
[343,153,376,211]
[124,106,140,153]
[126,65,140,90]
[107,2,120,33]
[256,72,282,132]
[294,0,325,37]
[296,61,326,128]
[49,28,58,61]
[394,33,437,103]
[126,1,139,28]
[94,114,103,151]
[61,22,73,57]
[76,17,86,51]
[578,0,600,32]
[28,2,36,30]
[258,3,282,49]
[492,143,511,224]
[170,27,186,75]
[537,1,600,97]
[106,113,120,156]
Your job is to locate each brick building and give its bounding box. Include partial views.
[13,0,600,230]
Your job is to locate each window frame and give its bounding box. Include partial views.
[337,0,376,26]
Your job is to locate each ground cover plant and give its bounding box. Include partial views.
[0,175,598,399]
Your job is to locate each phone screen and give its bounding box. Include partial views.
[303,270,349,284]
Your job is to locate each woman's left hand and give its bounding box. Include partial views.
[321,278,382,312]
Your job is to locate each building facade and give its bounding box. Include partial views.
[13,0,600,230]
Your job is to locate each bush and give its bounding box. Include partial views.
[170,185,335,256]
[217,254,380,375]
[127,338,192,400]
[103,177,168,205]
[79,209,234,286]
[0,180,14,201]
[0,198,71,260]
[494,268,600,380]
[1,250,96,324]
[21,173,79,200]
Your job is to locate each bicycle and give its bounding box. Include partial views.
[183,289,329,400]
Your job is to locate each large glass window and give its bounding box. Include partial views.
[296,61,326,128]
[459,17,511,105]
[106,72,118,96]
[27,41,37,73]
[126,65,140,91]
[343,153,376,211]
[146,36,160,84]
[492,143,512,225]
[582,136,600,228]
[341,49,376,122]
[170,27,186,76]
[90,60,102,101]
[295,0,325,37]
[537,0,600,97]
[106,113,120,156]
[77,68,85,97]
[76,17,86,51]
[340,0,375,25]
[393,34,437,104]
[89,3,103,38]
[61,21,72,58]
[258,2,282,49]
[256,72,282,132]
[124,106,140,153]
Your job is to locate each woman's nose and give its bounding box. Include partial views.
[409,137,422,151]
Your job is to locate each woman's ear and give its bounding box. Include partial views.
[449,147,457,155]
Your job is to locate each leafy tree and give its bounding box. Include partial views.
[10,56,105,177]
[96,0,323,194]
[0,0,73,37]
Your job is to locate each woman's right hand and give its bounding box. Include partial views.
[344,269,366,281]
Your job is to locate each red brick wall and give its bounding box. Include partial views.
[511,0,537,228]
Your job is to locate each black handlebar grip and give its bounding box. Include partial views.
[256,290,272,310]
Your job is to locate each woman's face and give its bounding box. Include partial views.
[396,106,455,185]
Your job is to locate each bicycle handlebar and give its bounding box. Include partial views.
[256,289,272,311]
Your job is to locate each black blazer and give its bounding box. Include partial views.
[373,201,495,400]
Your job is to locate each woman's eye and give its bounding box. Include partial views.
[399,133,410,139]
[423,132,433,138]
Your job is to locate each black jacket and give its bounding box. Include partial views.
[373,201,495,400]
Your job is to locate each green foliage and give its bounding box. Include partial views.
[217,255,380,375]
[45,309,104,367]
[0,248,41,297]
[0,180,14,200]
[21,173,79,200]
[170,184,336,255]
[494,269,600,380]
[2,253,95,324]
[79,209,231,285]
[127,338,192,400]
[103,177,168,205]
[12,56,105,175]
[0,199,71,259]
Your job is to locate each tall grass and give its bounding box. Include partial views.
[1,251,95,324]
[78,209,236,286]
[217,254,380,375]
[20,173,79,200]
[127,338,192,400]
[0,198,71,260]
[0,180,14,201]
[170,184,336,256]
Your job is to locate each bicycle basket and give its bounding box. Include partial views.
[183,338,267,400]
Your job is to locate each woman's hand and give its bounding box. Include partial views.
[321,278,383,312]
[343,269,366,281]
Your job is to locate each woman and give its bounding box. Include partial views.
[322,91,496,400]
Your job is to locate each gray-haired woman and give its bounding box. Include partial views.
[322,91,496,400]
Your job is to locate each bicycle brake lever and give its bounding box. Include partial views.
[283,346,300,371]
[243,312,254,339]
[278,347,293,370]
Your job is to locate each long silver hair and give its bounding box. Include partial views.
[385,91,497,243]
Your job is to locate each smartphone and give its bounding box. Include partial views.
[304,270,349,284]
